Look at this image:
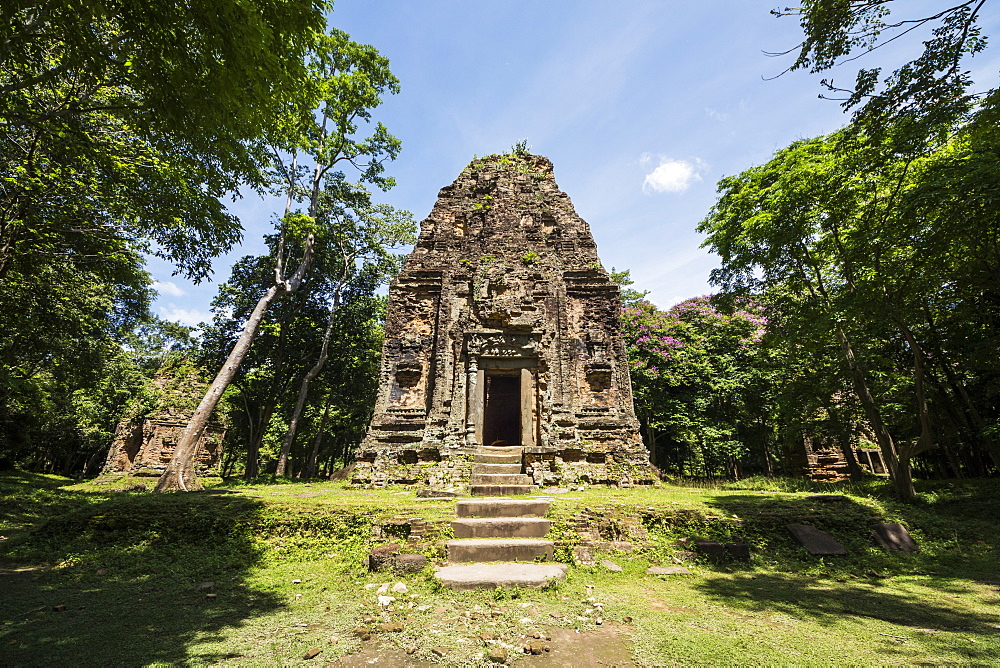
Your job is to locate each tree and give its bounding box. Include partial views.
[154,27,403,491]
[274,176,414,477]
[1,0,334,281]
[773,0,993,151]
[699,124,1000,497]
[621,296,767,477]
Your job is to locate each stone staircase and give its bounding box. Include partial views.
[434,498,568,590]
[470,444,535,496]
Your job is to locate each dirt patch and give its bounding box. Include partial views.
[327,624,633,667]
[524,624,633,667]
[328,647,433,667]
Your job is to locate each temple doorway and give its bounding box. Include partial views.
[482,373,520,445]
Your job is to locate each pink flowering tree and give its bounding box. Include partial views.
[621,296,769,478]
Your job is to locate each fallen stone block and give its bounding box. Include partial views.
[393,553,427,574]
[787,525,847,555]
[694,540,726,564]
[724,542,751,562]
[417,488,458,498]
[601,559,623,572]
[367,543,402,572]
[871,523,918,553]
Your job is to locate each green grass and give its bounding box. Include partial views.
[1,472,998,665]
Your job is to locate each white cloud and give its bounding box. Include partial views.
[158,306,211,327]
[153,280,185,297]
[642,157,705,194]
[705,107,729,122]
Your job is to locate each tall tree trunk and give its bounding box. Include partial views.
[274,292,342,477]
[154,236,314,492]
[303,393,334,479]
[898,322,935,476]
[833,324,914,501]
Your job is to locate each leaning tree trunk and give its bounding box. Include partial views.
[154,235,314,492]
[833,324,914,501]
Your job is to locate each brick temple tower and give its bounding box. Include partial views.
[354,153,652,489]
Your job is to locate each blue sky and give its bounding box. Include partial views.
[148,1,1000,326]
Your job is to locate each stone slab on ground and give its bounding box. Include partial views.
[416,488,459,498]
[872,522,918,552]
[724,542,752,562]
[646,566,692,575]
[787,525,848,555]
[601,559,623,572]
[434,562,568,591]
[456,498,550,518]
[807,494,851,503]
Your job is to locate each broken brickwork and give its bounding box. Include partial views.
[355,153,652,488]
[102,366,225,477]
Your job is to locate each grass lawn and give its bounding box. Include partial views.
[1,472,998,666]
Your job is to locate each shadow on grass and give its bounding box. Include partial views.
[694,572,1000,662]
[0,472,283,666]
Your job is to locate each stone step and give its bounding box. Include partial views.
[471,484,536,496]
[456,498,550,518]
[470,473,533,485]
[474,452,522,464]
[478,446,523,456]
[434,563,568,591]
[446,538,553,562]
[451,518,552,539]
[471,463,522,475]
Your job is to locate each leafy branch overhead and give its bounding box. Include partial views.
[772,0,993,150]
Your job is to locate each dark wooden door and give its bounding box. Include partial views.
[482,375,520,445]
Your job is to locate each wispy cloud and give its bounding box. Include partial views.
[642,156,706,194]
[158,306,210,327]
[153,280,186,297]
[705,107,729,122]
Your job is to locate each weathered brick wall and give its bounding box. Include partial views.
[357,153,652,487]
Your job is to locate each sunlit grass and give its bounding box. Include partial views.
[1,472,998,665]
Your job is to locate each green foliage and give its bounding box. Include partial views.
[520,250,540,265]
[621,296,769,477]
[699,124,1000,482]
[202,174,414,479]
[280,212,318,243]
[778,0,993,154]
[0,1,407,481]
[609,267,650,306]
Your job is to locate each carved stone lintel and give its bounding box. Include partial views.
[465,331,540,359]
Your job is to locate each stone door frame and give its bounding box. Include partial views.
[464,332,540,448]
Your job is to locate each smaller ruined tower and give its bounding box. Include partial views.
[355,152,652,488]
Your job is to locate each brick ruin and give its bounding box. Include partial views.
[354,152,653,488]
[102,367,225,478]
